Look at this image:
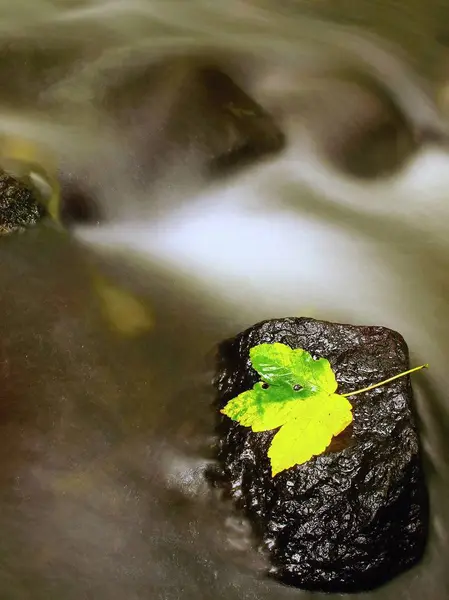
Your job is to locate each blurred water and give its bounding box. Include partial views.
[1,1,449,599]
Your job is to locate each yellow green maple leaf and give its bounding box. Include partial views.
[221,342,427,477]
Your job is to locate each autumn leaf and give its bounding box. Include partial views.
[221,342,427,476]
[92,272,153,336]
[221,343,352,475]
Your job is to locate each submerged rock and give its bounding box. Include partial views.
[209,317,429,594]
[0,172,44,235]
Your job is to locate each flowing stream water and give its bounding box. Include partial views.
[1,2,449,599]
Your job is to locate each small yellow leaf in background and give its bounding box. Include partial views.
[93,274,153,337]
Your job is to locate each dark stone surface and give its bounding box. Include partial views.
[0,172,44,234]
[209,317,429,594]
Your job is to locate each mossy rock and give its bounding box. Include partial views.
[0,172,44,235]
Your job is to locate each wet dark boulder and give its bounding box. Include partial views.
[209,317,429,594]
[0,171,44,235]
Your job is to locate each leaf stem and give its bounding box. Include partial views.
[342,364,429,398]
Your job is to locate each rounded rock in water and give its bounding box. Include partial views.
[210,317,429,594]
